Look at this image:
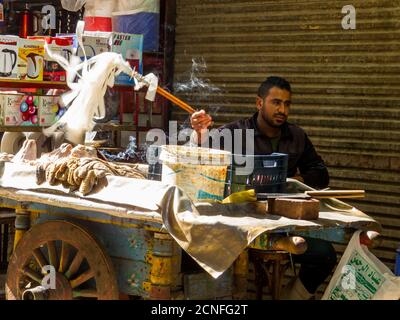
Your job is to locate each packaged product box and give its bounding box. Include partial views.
[77,32,110,59]
[3,93,40,126]
[0,35,20,80]
[0,1,4,26]
[28,36,73,82]
[39,95,65,126]
[111,32,143,85]
[18,38,45,81]
[78,31,143,85]
[56,34,78,49]
[0,93,4,125]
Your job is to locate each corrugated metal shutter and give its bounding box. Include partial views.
[173,0,400,273]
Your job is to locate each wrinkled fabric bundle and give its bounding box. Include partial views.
[12,139,37,163]
[159,180,382,278]
[36,156,146,195]
[0,153,14,162]
[0,138,147,196]
[4,140,98,166]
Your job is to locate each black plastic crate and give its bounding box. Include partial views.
[225,153,288,196]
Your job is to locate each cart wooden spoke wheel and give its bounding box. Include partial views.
[6,220,119,300]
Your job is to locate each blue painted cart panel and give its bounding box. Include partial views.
[32,211,158,296]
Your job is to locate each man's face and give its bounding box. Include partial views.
[256,87,291,128]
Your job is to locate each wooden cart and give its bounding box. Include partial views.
[0,182,377,300]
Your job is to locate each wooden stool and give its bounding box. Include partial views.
[249,249,292,300]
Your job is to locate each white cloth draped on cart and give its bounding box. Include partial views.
[0,161,380,278]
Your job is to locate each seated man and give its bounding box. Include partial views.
[190,76,336,299]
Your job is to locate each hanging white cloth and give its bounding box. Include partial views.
[60,0,86,12]
[43,21,158,144]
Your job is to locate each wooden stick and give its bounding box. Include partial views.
[305,190,365,198]
[312,195,365,199]
[156,87,196,114]
[157,87,195,114]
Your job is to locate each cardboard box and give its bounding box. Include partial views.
[111,32,143,85]
[0,36,19,80]
[77,32,110,59]
[2,93,40,126]
[0,2,4,25]
[29,36,73,82]
[0,93,4,125]
[39,95,63,126]
[56,34,78,49]
[78,31,143,85]
[18,38,45,81]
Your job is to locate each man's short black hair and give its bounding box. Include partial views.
[257,76,292,98]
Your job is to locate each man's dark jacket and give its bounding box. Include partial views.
[212,112,329,189]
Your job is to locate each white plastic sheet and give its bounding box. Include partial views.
[61,0,86,12]
[43,21,158,144]
[0,162,380,279]
[322,230,400,300]
[84,0,117,17]
[113,0,160,15]
[134,72,158,101]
